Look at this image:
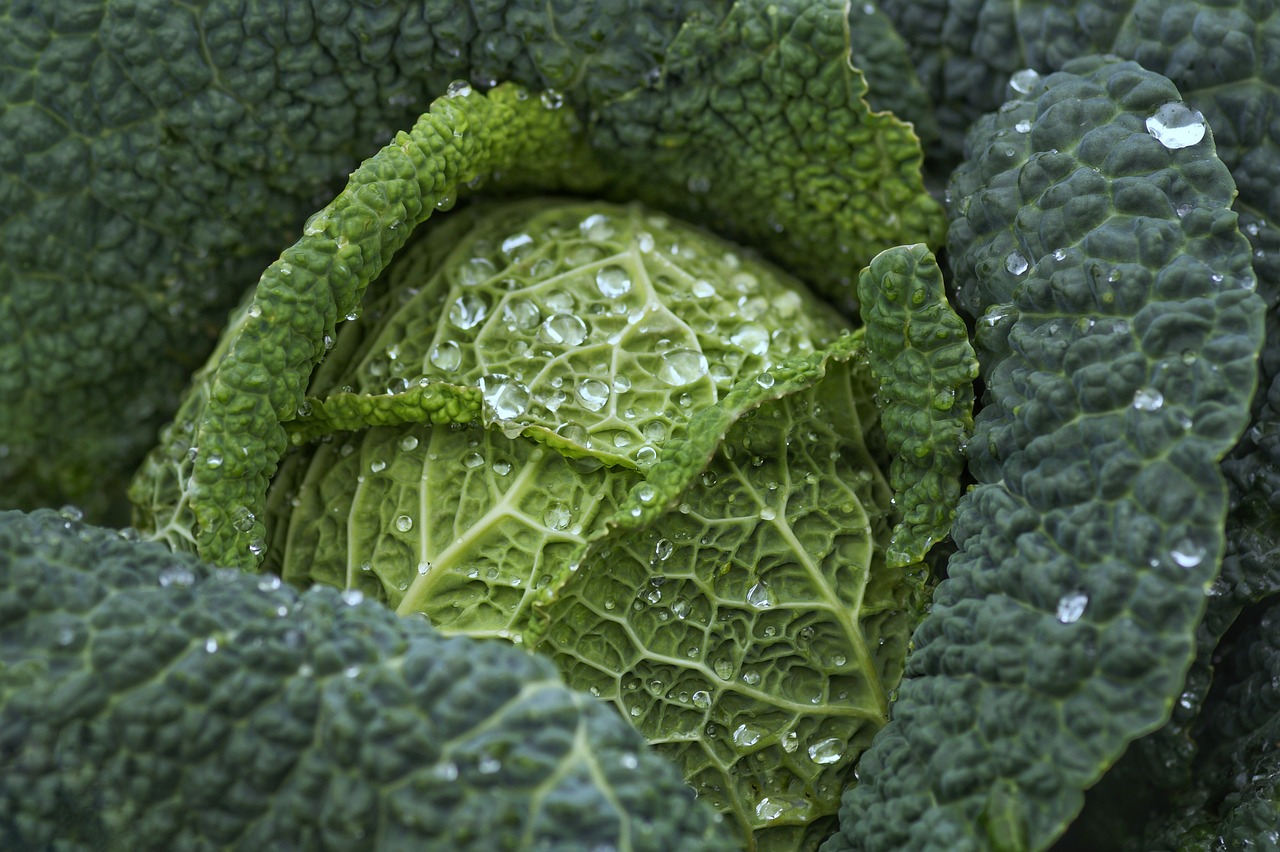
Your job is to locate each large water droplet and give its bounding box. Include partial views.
[1146,102,1207,149]
[540,313,588,346]
[395,515,414,532]
[1009,68,1043,95]
[429,340,462,372]
[480,374,530,419]
[691,690,712,709]
[1055,592,1088,624]
[657,349,709,386]
[449,294,488,329]
[746,580,775,609]
[732,723,765,748]
[502,297,541,330]
[576,378,610,411]
[807,737,846,764]
[445,80,472,98]
[1132,388,1164,411]
[713,658,733,680]
[342,588,365,606]
[1005,251,1029,275]
[544,503,572,531]
[580,213,615,242]
[595,265,632,298]
[1171,538,1206,568]
[731,322,770,356]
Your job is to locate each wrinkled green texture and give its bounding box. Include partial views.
[857,244,977,567]
[827,58,1266,851]
[2,0,941,517]
[0,508,730,851]
[250,199,930,848]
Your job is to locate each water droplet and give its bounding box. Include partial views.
[544,503,572,530]
[579,213,615,242]
[576,378,611,411]
[1132,388,1164,411]
[1146,102,1207,149]
[742,670,761,686]
[1171,538,1206,568]
[1176,202,1193,218]
[370,459,387,474]
[1009,68,1042,95]
[746,580,775,608]
[654,538,674,561]
[417,561,431,575]
[756,372,776,389]
[502,297,541,330]
[729,322,770,356]
[637,484,657,503]
[449,294,488,329]
[759,507,777,521]
[395,515,414,532]
[1055,592,1088,623]
[1014,119,1032,133]
[732,723,765,748]
[540,88,564,109]
[690,690,713,709]
[480,374,530,419]
[206,453,223,468]
[446,80,472,98]
[807,737,846,764]
[635,446,658,466]
[462,452,484,469]
[713,658,733,680]
[593,265,632,298]
[205,638,219,653]
[159,565,196,587]
[657,349,709,386]
[501,232,534,258]
[1005,251,1029,275]
[691,279,716,298]
[539,313,588,346]
[399,434,420,452]
[342,588,365,606]
[231,506,256,533]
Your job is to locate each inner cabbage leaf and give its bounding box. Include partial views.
[261,199,929,849]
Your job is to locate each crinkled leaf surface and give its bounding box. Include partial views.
[827,59,1265,852]
[857,244,977,567]
[0,509,730,850]
[258,199,930,848]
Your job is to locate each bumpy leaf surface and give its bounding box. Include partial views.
[254,199,931,848]
[5,0,940,515]
[827,59,1265,851]
[0,509,729,851]
[857,244,977,567]
[878,0,1280,611]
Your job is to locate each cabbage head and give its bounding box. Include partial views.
[132,196,971,848]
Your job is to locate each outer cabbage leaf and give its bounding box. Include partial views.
[129,0,942,570]
[6,0,940,516]
[878,0,1280,609]
[827,58,1265,851]
[0,508,730,850]
[1137,600,1280,851]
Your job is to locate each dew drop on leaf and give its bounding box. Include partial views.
[1146,102,1207,149]
[480,374,530,419]
[657,350,709,385]
[1171,538,1206,568]
[1055,592,1088,624]
[1132,388,1164,411]
[807,737,846,764]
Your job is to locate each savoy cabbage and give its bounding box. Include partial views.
[3,0,1280,850]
